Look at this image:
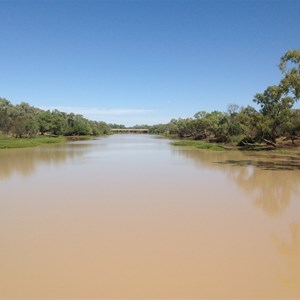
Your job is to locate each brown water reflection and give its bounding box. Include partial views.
[0,142,92,179]
[274,223,300,293]
[1,135,300,299]
[174,148,300,216]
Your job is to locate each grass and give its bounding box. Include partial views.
[0,135,65,149]
[65,135,98,141]
[272,148,300,157]
[273,149,292,155]
[171,140,225,151]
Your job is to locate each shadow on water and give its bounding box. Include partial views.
[173,148,300,216]
[219,153,300,171]
[0,142,93,180]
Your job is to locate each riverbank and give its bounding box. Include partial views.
[0,135,102,149]
[170,137,300,156]
[0,135,66,149]
[171,140,225,151]
[64,135,100,141]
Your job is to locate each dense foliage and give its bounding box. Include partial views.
[0,100,110,137]
[148,50,300,147]
[1,50,299,147]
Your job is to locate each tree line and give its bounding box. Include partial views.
[1,50,299,146]
[0,100,111,137]
[148,50,300,147]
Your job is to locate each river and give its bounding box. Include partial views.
[0,134,299,299]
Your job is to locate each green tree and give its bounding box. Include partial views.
[37,110,53,135]
[10,102,39,137]
[193,111,208,139]
[284,109,300,144]
[177,118,197,138]
[65,113,93,136]
[226,104,243,137]
[51,110,68,135]
[236,105,259,142]
[0,98,13,134]
[253,85,293,145]
[202,111,227,141]
[279,49,300,101]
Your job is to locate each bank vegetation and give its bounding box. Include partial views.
[0,99,112,148]
[148,50,300,149]
[1,49,300,150]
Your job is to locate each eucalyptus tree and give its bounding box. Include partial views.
[226,104,244,138]
[10,102,39,137]
[236,106,259,141]
[279,49,300,101]
[51,110,68,135]
[252,49,300,145]
[0,98,13,134]
[193,111,208,139]
[37,110,53,135]
[284,109,300,143]
[175,118,198,138]
[253,85,293,145]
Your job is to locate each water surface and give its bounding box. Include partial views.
[1,134,299,299]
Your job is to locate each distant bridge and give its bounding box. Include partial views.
[111,128,149,134]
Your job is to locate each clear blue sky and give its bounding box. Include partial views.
[1,0,299,126]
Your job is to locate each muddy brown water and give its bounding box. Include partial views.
[0,134,299,299]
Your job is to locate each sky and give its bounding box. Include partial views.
[0,0,300,126]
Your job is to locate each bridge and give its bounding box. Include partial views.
[111,128,149,134]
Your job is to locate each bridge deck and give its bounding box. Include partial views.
[111,128,149,133]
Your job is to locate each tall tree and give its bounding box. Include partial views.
[253,85,293,144]
[0,98,13,134]
[10,102,39,137]
[279,49,300,101]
